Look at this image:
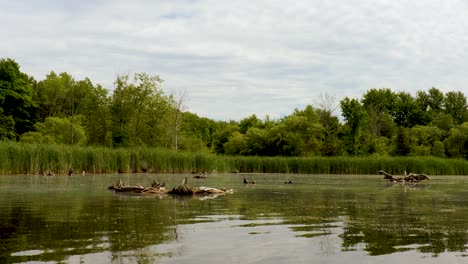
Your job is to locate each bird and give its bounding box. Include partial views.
[182,177,188,186]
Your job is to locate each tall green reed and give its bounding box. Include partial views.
[0,141,467,175]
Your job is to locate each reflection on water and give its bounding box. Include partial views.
[0,174,466,263]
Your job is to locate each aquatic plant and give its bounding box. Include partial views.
[0,141,467,175]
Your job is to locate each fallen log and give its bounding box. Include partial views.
[378,170,430,183]
[108,178,233,198]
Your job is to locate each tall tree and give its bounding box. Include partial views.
[340,97,367,154]
[395,126,411,156]
[361,88,397,138]
[0,58,38,139]
[443,91,467,125]
[110,73,169,147]
[81,83,111,146]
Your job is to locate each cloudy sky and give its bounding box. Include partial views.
[1,0,467,120]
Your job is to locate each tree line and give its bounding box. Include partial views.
[1,58,468,158]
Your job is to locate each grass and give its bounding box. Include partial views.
[0,141,467,175]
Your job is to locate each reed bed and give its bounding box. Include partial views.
[0,141,467,175]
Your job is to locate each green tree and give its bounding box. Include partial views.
[443,122,468,158]
[0,58,38,138]
[34,71,74,119]
[394,91,417,127]
[239,114,262,134]
[110,73,167,147]
[223,131,246,155]
[179,112,216,152]
[414,87,445,125]
[443,91,467,125]
[395,126,411,156]
[269,123,305,156]
[361,88,397,138]
[20,117,87,145]
[340,97,367,155]
[431,141,446,158]
[243,127,270,156]
[211,122,239,154]
[81,83,111,146]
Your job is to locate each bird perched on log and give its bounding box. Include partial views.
[151,179,165,188]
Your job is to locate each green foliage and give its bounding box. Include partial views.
[3,141,468,175]
[3,58,468,161]
[179,112,215,151]
[444,91,468,125]
[395,127,411,156]
[431,141,446,158]
[110,73,175,148]
[0,112,15,140]
[443,122,468,158]
[0,58,38,138]
[20,117,87,145]
[212,123,239,154]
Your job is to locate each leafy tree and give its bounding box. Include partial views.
[34,71,74,119]
[81,83,111,146]
[0,58,38,138]
[0,112,15,139]
[443,91,467,125]
[394,91,416,127]
[443,122,468,158]
[243,127,270,156]
[431,113,454,132]
[179,112,215,151]
[239,114,262,134]
[431,141,446,158]
[20,117,86,145]
[110,73,168,147]
[223,131,246,155]
[395,126,411,156]
[269,123,305,156]
[340,97,367,154]
[361,88,397,115]
[414,87,445,125]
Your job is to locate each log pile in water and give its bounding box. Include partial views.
[378,170,430,183]
[108,179,168,194]
[108,177,233,197]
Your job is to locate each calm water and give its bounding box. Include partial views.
[0,173,466,264]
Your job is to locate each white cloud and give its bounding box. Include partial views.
[1,0,468,120]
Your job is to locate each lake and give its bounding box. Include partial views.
[0,173,466,263]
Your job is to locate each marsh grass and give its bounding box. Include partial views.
[0,141,467,175]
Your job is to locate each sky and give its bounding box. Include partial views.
[1,0,467,121]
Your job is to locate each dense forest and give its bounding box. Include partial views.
[1,57,468,159]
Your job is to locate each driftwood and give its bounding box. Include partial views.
[243,177,255,184]
[108,179,168,194]
[378,170,430,183]
[108,177,233,197]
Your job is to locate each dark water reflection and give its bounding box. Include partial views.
[0,173,466,263]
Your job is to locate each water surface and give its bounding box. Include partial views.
[0,173,466,263]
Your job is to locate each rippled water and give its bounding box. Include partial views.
[0,173,466,263]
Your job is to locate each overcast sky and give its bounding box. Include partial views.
[1,0,467,121]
